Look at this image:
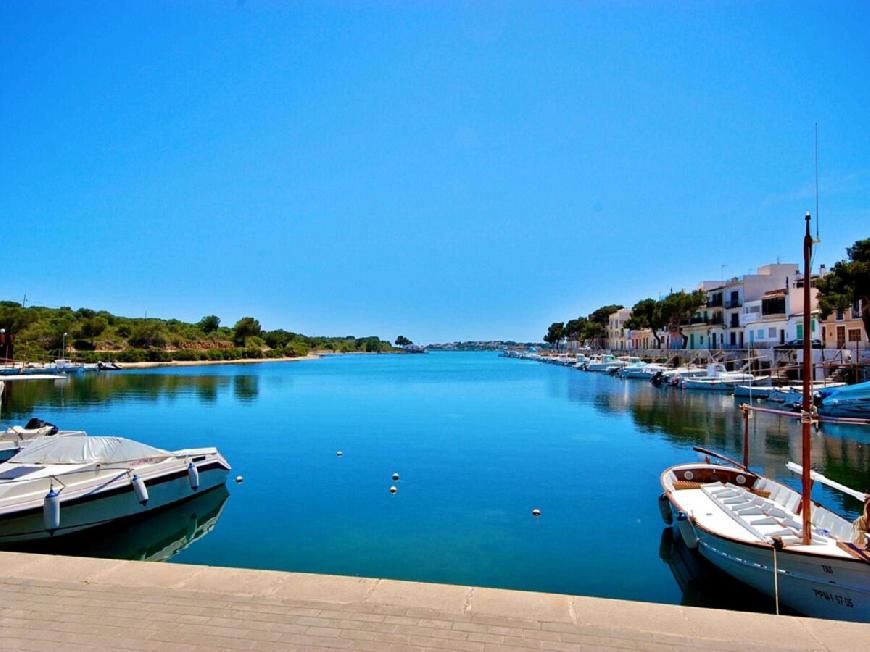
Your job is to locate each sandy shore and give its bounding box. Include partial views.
[117,353,323,369]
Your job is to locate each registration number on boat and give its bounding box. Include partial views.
[812,588,854,608]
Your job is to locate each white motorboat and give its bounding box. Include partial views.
[0,435,230,542]
[681,364,759,392]
[733,384,776,399]
[0,419,86,462]
[616,358,646,378]
[586,354,619,372]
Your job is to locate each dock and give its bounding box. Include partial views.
[0,552,866,650]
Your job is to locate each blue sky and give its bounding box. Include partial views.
[2,1,868,343]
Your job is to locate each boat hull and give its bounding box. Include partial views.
[665,497,870,622]
[0,463,228,543]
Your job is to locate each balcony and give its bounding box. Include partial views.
[706,295,723,308]
[725,300,742,309]
[709,314,724,326]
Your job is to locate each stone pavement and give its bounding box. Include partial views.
[0,552,866,651]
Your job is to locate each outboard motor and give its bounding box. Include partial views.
[651,371,664,387]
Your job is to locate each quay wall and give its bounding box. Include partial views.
[0,551,866,650]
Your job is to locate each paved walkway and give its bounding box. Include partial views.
[0,552,866,651]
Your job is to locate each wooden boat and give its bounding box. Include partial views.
[659,213,870,622]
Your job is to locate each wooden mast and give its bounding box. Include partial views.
[801,211,813,545]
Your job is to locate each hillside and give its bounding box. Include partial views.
[0,301,395,363]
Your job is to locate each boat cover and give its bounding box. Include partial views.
[9,436,168,465]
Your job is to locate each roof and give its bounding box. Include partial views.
[762,289,787,298]
[10,436,168,465]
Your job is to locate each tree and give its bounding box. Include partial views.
[544,322,565,349]
[263,329,294,349]
[232,317,262,346]
[197,315,221,333]
[76,316,108,344]
[564,318,588,343]
[588,304,624,328]
[658,290,706,349]
[625,298,664,347]
[817,238,870,337]
[395,335,412,346]
[129,320,168,348]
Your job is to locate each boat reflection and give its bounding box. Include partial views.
[2,485,229,561]
[658,527,796,615]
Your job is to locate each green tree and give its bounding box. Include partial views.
[76,316,108,344]
[197,315,221,333]
[625,298,665,347]
[544,322,565,349]
[657,290,706,348]
[129,320,168,348]
[395,335,412,346]
[817,238,870,337]
[232,317,262,346]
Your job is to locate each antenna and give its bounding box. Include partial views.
[814,123,821,244]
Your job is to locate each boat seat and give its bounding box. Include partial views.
[762,505,787,519]
[782,491,801,514]
[736,507,765,516]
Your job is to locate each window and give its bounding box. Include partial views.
[768,327,776,338]
[757,328,764,339]
[796,324,803,339]
[837,326,846,348]
[848,329,862,342]
[836,309,844,320]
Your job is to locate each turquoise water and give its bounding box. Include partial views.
[2,352,868,612]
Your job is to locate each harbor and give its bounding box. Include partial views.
[0,352,867,618]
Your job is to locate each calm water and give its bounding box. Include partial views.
[2,352,869,613]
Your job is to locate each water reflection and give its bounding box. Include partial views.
[0,373,237,419]
[2,486,229,561]
[587,380,870,517]
[658,528,796,615]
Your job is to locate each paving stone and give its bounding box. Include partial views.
[0,551,865,651]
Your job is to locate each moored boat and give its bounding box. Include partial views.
[658,212,870,622]
[0,418,87,462]
[0,435,230,542]
[818,381,870,419]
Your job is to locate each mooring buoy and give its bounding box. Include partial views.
[392,472,400,481]
[389,485,397,494]
[532,508,541,517]
[235,475,244,484]
[336,451,343,457]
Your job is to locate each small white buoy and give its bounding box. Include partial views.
[532,508,541,517]
[392,472,400,481]
[336,451,343,457]
[389,485,397,494]
[187,461,200,491]
[132,474,149,505]
[43,488,60,531]
[235,475,244,484]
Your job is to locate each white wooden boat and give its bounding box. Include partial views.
[660,460,870,621]
[0,435,230,542]
[659,212,870,622]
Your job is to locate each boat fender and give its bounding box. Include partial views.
[43,488,60,532]
[132,474,149,505]
[658,493,673,525]
[675,511,699,549]
[188,462,200,491]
